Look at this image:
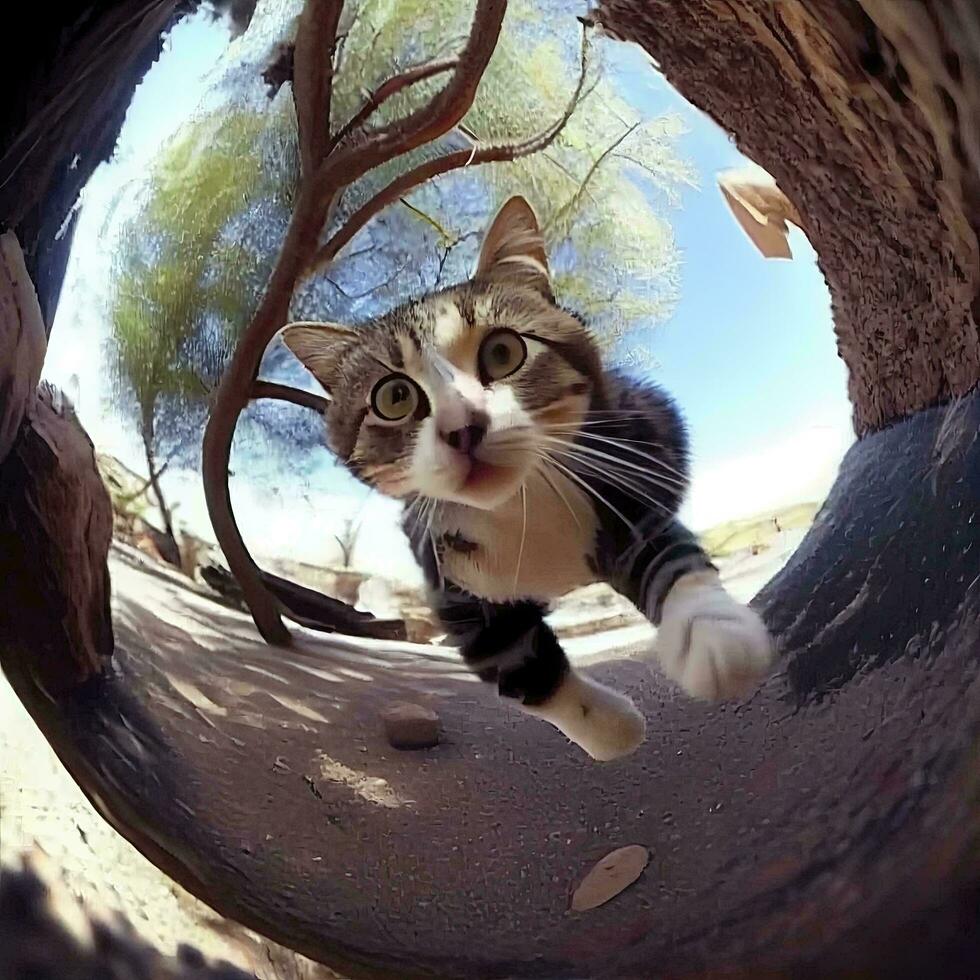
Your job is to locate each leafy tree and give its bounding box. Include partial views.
[107,110,275,561]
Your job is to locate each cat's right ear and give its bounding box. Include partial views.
[475,196,554,301]
[279,321,357,394]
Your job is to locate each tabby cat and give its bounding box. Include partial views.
[282,197,775,761]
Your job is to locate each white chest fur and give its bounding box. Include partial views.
[435,470,599,603]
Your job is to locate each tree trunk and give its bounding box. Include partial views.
[0,232,47,465]
[139,416,181,569]
[0,385,114,696]
[598,0,980,435]
[0,1,193,329]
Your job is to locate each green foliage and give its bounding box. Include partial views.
[107,0,695,481]
[107,107,307,478]
[326,0,695,351]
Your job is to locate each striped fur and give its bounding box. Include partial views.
[283,197,774,760]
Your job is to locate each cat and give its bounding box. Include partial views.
[282,196,775,761]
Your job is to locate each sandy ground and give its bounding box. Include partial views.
[0,534,801,976]
[0,669,342,978]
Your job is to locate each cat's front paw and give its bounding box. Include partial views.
[522,670,645,761]
[653,570,775,701]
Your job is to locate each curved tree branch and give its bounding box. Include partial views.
[307,31,591,273]
[201,0,509,645]
[251,381,330,415]
[293,0,345,175]
[328,57,459,154]
[309,0,508,207]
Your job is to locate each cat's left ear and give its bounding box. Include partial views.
[475,196,553,300]
[279,321,357,394]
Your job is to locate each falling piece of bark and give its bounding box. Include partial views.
[570,845,649,912]
[717,168,802,261]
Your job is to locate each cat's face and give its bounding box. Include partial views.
[282,197,603,510]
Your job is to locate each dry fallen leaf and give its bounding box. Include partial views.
[570,845,649,912]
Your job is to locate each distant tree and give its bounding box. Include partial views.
[333,517,360,569]
[107,110,277,563]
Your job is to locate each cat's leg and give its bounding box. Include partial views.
[615,518,776,700]
[499,618,646,763]
[433,585,644,761]
[653,568,775,701]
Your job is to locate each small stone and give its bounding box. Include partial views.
[381,702,440,749]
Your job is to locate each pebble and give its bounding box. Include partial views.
[381,702,440,749]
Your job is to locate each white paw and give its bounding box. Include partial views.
[521,670,645,762]
[653,571,775,701]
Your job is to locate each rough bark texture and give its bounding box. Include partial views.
[1,1,980,976]
[599,0,980,434]
[0,386,114,695]
[0,0,191,328]
[0,233,46,464]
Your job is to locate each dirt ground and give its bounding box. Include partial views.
[0,534,799,978]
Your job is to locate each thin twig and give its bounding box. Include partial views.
[326,258,410,299]
[434,245,453,288]
[251,381,330,414]
[545,121,639,234]
[308,30,591,272]
[328,57,459,153]
[399,197,458,242]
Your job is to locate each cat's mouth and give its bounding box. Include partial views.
[451,453,527,508]
[463,459,500,488]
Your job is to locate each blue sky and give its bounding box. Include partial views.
[45,8,852,578]
[608,44,849,463]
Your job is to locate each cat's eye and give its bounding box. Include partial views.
[371,374,421,421]
[479,328,527,382]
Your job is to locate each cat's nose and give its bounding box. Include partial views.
[443,422,486,455]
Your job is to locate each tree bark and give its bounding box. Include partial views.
[0,1,193,329]
[0,385,114,696]
[0,232,47,464]
[598,0,980,434]
[1,230,111,694]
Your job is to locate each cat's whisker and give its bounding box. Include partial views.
[539,436,683,498]
[539,439,675,511]
[540,431,687,485]
[535,465,585,532]
[576,434,689,482]
[535,408,651,419]
[483,432,536,452]
[424,498,442,537]
[547,425,689,478]
[429,526,444,587]
[545,448,672,517]
[539,452,640,537]
[566,456,676,514]
[513,484,528,592]
[539,426,689,483]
